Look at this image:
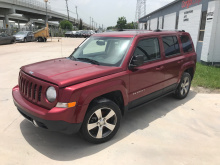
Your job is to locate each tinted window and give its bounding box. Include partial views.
[162,36,180,57]
[134,38,160,62]
[181,35,193,53]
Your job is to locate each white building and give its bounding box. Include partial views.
[139,0,220,65]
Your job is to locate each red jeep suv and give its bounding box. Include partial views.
[12,30,196,143]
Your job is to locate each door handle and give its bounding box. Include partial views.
[178,60,183,64]
[156,66,164,71]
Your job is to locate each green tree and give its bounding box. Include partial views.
[107,26,115,30]
[59,20,73,30]
[79,19,83,30]
[125,22,138,29]
[116,16,127,30]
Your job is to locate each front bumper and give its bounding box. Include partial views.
[15,38,23,40]
[12,86,82,134]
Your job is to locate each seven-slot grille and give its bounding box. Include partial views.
[19,73,43,103]
[18,70,58,110]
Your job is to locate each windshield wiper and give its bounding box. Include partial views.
[76,58,100,65]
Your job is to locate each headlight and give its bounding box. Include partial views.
[46,86,57,102]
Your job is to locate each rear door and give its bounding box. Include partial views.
[161,35,184,93]
[129,36,165,109]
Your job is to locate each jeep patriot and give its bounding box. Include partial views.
[12,30,196,143]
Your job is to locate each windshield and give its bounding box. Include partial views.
[16,31,28,35]
[69,36,132,67]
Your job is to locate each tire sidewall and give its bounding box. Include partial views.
[81,99,121,144]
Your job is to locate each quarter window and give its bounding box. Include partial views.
[162,36,180,57]
[134,38,160,62]
[180,35,193,53]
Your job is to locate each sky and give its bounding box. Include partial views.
[37,0,174,28]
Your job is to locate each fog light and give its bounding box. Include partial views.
[56,102,76,108]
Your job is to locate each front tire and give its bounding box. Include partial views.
[81,98,121,144]
[174,72,191,99]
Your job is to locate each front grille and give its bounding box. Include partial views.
[19,75,42,103]
[18,71,58,110]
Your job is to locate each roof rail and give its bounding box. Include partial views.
[153,29,185,32]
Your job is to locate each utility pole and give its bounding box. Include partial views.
[75,6,78,23]
[65,0,70,21]
[44,0,48,26]
[92,18,93,30]
[90,17,91,29]
[135,0,146,29]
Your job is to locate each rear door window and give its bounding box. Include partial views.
[162,36,180,57]
[180,35,193,53]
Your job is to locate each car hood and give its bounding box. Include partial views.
[21,58,122,87]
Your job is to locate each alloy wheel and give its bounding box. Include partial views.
[180,77,190,96]
[87,108,117,139]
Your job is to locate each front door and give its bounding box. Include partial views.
[129,37,165,109]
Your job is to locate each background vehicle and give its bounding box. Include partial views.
[12,30,196,144]
[0,33,15,45]
[81,30,92,38]
[65,31,73,38]
[75,30,83,38]
[34,23,49,42]
[14,31,35,42]
[71,31,77,37]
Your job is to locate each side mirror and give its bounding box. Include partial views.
[129,54,144,69]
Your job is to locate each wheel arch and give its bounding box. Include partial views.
[88,90,125,116]
[69,79,128,123]
[179,61,196,83]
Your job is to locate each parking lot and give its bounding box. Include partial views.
[0,38,220,165]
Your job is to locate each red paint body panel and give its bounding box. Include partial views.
[13,86,78,123]
[22,58,122,88]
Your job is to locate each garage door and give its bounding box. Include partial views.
[150,18,158,30]
[164,12,176,30]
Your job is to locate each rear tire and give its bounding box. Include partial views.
[38,37,43,42]
[174,72,191,99]
[80,98,121,144]
[24,38,27,43]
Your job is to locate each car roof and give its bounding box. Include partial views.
[93,30,188,38]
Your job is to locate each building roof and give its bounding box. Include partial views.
[139,0,181,22]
